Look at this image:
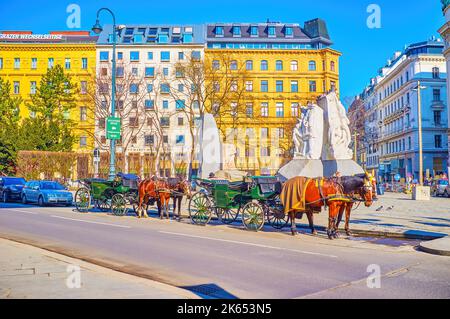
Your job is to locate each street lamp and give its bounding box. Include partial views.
[92,8,118,181]
[413,81,427,186]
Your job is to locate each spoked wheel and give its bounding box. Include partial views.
[188,192,213,225]
[96,199,111,212]
[266,198,290,230]
[216,207,239,225]
[111,194,128,216]
[75,187,91,213]
[242,202,265,231]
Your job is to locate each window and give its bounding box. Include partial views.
[182,33,193,43]
[160,51,170,61]
[80,136,87,147]
[116,52,123,60]
[80,107,87,121]
[147,84,153,93]
[160,83,170,93]
[260,80,268,92]
[230,102,238,117]
[408,137,412,150]
[129,117,139,127]
[276,80,283,92]
[309,80,316,92]
[116,67,124,77]
[261,103,268,117]
[231,81,237,92]
[213,81,220,92]
[31,58,37,69]
[30,81,36,94]
[176,100,185,109]
[261,127,269,138]
[48,58,54,69]
[432,67,440,79]
[130,83,139,94]
[193,100,199,109]
[246,103,253,118]
[132,67,138,76]
[250,26,258,36]
[80,57,87,69]
[178,52,184,60]
[98,118,106,129]
[14,58,20,69]
[330,81,336,91]
[276,103,284,117]
[145,67,155,77]
[434,110,442,125]
[268,26,276,37]
[330,61,336,72]
[285,26,293,36]
[290,60,298,71]
[291,81,298,93]
[246,60,253,70]
[435,135,442,148]
[80,81,87,94]
[0,58,3,69]
[260,60,268,71]
[433,89,441,101]
[275,60,283,71]
[178,84,184,92]
[143,135,154,145]
[215,26,224,36]
[13,81,19,94]
[100,51,109,61]
[158,34,169,44]
[163,68,169,76]
[245,81,253,92]
[260,146,270,157]
[308,60,316,71]
[232,26,241,36]
[144,100,154,109]
[130,51,139,61]
[65,58,71,69]
[230,60,237,70]
[178,117,184,126]
[192,51,201,61]
[101,67,108,76]
[291,103,299,117]
[212,60,220,70]
[162,100,169,109]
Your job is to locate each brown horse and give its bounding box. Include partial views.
[137,177,171,219]
[167,177,192,221]
[335,174,376,236]
[281,176,373,239]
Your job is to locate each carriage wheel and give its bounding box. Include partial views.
[216,207,239,224]
[188,192,212,225]
[75,187,91,213]
[265,197,290,230]
[96,199,111,212]
[241,202,265,231]
[111,194,128,216]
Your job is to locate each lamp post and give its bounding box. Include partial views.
[413,81,427,186]
[92,8,118,181]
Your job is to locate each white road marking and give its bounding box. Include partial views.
[159,231,338,258]
[5,209,39,215]
[50,215,131,229]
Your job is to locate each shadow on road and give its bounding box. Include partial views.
[180,283,238,299]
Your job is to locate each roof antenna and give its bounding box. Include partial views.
[266,18,270,23]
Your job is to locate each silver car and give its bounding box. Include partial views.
[431,179,450,197]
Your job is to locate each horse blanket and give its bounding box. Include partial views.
[280,176,312,214]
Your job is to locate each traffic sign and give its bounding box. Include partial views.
[106,117,121,140]
[394,174,401,182]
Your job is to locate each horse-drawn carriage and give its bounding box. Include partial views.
[188,176,290,231]
[74,173,139,216]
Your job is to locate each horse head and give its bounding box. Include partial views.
[361,173,374,207]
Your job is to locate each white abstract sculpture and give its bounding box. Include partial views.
[318,92,353,160]
[293,103,324,160]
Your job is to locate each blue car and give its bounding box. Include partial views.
[22,180,73,206]
[1,177,26,202]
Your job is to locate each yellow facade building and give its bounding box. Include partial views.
[205,20,341,174]
[0,31,97,156]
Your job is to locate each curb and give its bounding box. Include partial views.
[418,237,450,256]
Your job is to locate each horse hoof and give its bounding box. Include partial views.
[291,231,298,236]
[346,231,353,236]
[312,230,318,236]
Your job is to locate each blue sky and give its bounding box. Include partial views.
[0,0,445,105]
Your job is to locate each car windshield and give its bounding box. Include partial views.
[3,178,26,185]
[40,182,65,190]
[438,180,449,185]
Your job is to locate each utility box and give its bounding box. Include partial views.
[412,186,431,201]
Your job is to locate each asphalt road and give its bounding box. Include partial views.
[0,202,449,298]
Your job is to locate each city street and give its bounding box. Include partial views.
[1,201,449,299]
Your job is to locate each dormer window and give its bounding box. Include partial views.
[250,26,258,36]
[173,27,181,34]
[232,26,241,37]
[215,26,224,36]
[285,26,293,37]
[268,26,276,37]
[158,34,169,44]
[125,28,134,36]
[133,34,143,43]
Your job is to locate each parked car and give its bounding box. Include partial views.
[431,179,450,197]
[22,180,73,206]
[0,177,27,203]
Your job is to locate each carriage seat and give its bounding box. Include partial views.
[228,181,249,192]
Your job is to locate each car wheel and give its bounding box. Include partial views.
[38,196,45,207]
[2,192,8,203]
[22,195,27,204]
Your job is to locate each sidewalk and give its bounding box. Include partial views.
[0,238,198,299]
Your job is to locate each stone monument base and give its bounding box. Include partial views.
[277,159,365,182]
[412,186,431,201]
